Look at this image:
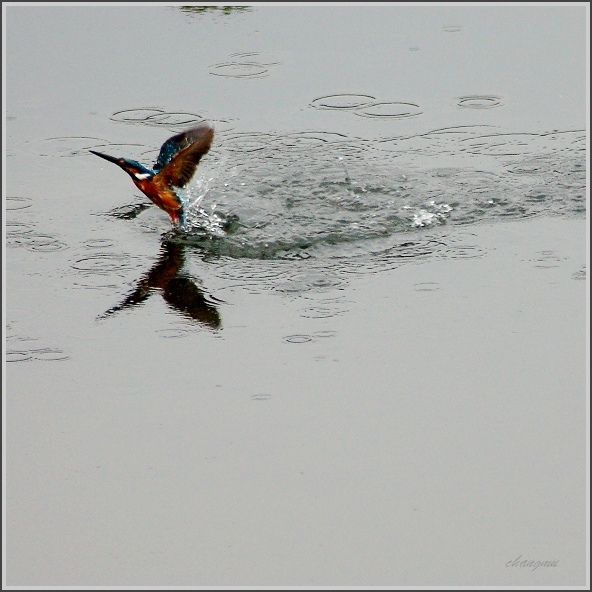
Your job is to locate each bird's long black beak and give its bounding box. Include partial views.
[90,150,121,166]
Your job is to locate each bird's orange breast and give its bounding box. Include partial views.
[133,177,183,216]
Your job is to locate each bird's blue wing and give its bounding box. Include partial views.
[154,139,179,171]
[154,125,214,188]
[153,124,213,171]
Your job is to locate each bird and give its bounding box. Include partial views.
[90,124,214,226]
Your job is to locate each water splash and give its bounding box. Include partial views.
[179,176,227,237]
[411,201,453,228]
[101,125,583,261]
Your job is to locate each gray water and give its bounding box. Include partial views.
[4,5,588,587]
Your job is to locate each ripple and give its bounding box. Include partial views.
[21,233,66,250]
[90,142,145,155]
[72,253,142,274]
[355,102,423,119]
[222,133,273,152]
[251,393,272,401]
[7,229,68,252]
[312,330,337,339]
[6,221,37,246]
[6,220,35,233]
[6,351,33,363]
[413,282,441,292]
[31,348,70,362]
[6,196,33,210]
[180,5,251,15]
[530,250,566,269]
[216,260,291,282]
[209,62,270,78]
[457,95,503,109]
[440,244,485,259]
[300,306,346,319]
[276,131,349,149]
[6,333,68,362]
[283,334,313,344]
[82,238,116,249]
[284,271,346,292]
[443,25,463,33]
[32,136,106,157]
[310,94,376,110]
[111,108,165,122]
[156,328,192,339]
[144,111,206,127]
[111,108,206,128]
[209,53,280,79]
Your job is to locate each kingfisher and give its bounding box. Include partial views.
[90,124,214,226]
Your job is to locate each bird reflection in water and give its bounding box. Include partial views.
[98,240,221,330]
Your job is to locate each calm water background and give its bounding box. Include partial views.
[4,5,588,586]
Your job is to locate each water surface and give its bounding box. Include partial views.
[4,5,587,587]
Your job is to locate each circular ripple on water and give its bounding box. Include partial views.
[283,334,313,344]
[457,95,503,109]
[143,111,206,128]
[312,330,337,339]
[505,160,548,175]
[72,252,141,275]
[6,196,33,210]
[274,279,312,294]
[413,282,441,292]
[440,244,486,259]
[275,131,350,150]
[336,236,446,275]
[216,259,291,282]
[31,348,70,362]
[6,351,33,363]
[530,250,566,268]
[23,234,69,252]
[111,108,165,122]
[436,233,486,260]
[7,228,68,252]
[385,238,445,260]
[6,220,35,233]
[310,94,377,110]
[33,136,107,157]
[156,328,192,339]
[280,270,347,292]
[209,52,280,79]
[459,133,541,158]
[300,306,346,319]
[355,102,423,119]
[83,238,116,249]
[111,108,205,128]
[209,62,270,78]
[221,132,275,152]
[6,221,37,247]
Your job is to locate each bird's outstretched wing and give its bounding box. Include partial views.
[154,124,214,187]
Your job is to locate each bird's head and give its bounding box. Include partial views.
[90,150,154,181]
